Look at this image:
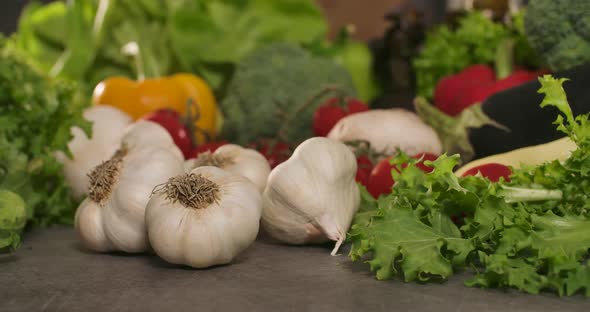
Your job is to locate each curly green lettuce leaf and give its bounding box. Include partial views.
[466,213,590,296]
[348,155,476,282]
[0,37,90,251]
[349,202,474,282]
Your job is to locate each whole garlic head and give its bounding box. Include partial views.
[74,121,185,253]
[146,166,262,268]
[56,106,132,199]
[261,137,360,255]
[185,144,270,192]
[327,109,443,157]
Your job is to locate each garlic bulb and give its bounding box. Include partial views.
[75,121,185,253]
[56,106,132,199]
[261,137,360,255]
[185,144,270,192]
[146,166,262,268]
[327,109,443,157]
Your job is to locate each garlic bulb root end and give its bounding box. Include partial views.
[330,236,345,256]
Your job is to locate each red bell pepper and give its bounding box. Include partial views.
[434,65,545,116]
[433,39,549,116]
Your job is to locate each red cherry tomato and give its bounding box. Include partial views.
[367,157,399,198]
[355,155,373,186]
[413,153,438,173]
[346,99,370,114]
[312,97,369,136]
[461,163,512,182]
[249,139,292,168]
[367,153,438,198]
[140,109,192,159]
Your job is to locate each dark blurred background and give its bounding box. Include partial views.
[0,1,51,34]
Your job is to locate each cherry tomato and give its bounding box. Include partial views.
[249,139,291,168]
[140,109,192,159]
[312,97,369,136]
[367,153,438,198]
[413,153,438,173]
[461,163,512,182]
[355,155,373,186]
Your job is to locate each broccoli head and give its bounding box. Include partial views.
[524,0,590,72]
[220,43,356,145]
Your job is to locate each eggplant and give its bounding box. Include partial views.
[469,62,590,159]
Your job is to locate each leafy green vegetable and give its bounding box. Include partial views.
[307,28,380,102]
[524,0,590,72]
[220,43,356,145]
[15,0,328,95]
[348,75,590,296]
[413,11,536,99]
[349,185,474,282]
[0,190,27,252]
[0,37,90,252]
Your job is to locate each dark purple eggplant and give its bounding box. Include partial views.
[469,62,590,159]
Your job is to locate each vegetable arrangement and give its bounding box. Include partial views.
[4,0,590,301]
[348,76,590,296]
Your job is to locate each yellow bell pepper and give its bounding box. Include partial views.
[92,73,219,144]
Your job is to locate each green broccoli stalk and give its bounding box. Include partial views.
[524,0,590,72]
[220,43,357,145]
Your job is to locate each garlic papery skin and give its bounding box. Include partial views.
[74,121,185,253]
[56,106,132,199]
[327,109,443,157]
[185,144,270,192]
[145,166,262,268]
[261,137,360,255]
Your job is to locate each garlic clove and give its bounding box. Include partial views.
[214,144,270,192]
[75,198,114,252]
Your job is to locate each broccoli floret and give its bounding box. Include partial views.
[220,43,356,145]
[524,0,590,72]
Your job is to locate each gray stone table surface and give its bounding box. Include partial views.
[1,227,588,312]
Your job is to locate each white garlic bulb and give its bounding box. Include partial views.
[145,166,262,268]
[327,109,443,157]
[74,121,185,253]
[261,137,360,255]
[184,144,270,192]
[56,106,132,199]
